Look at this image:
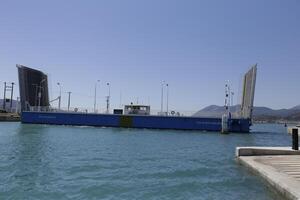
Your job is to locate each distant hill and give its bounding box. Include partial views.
[193,104,300,122]
[286,112,300,121]
[193,105,240,118]
[291,105,300,110]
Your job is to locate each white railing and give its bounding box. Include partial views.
[26,106,198,117]
[28,106,93,114]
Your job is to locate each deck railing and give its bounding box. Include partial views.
[26,106,199,117]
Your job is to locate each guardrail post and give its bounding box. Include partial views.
[292,128,299,150]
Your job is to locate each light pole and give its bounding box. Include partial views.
[38,79,46,111]
[2,82,6,110]
[10,82,14,111]
[94,80,100,113]
[106,82,110,113]
[166,83,169,116]
[57,82,62,110]
[67,92,71,111]
[160,81,165,114]
[224,81,230,115]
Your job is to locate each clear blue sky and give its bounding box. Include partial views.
[0,0,299,111]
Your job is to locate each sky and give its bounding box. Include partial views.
[0,0,299,112]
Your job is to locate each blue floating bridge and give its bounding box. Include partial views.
[21,111,251,132]
[18,64,257,133]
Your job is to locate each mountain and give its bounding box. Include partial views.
[286,112,300,121]
[193,104,300,122]
[291,105,300,110]
[193,105,240,118]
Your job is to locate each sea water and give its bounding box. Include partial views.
[0,122,291,199]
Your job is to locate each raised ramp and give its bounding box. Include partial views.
[17,64,50,111]
[240,64,257,119]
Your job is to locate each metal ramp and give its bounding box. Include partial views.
[240,64,257,120]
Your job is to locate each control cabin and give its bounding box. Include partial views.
[124,104,150,115]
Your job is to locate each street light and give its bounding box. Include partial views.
[106,82,110,113]
[67,92,71,111]
[10,82,14,111]
[38,79,46,111]
[107,82,111,97]
[166,83,169,116]
[57,82,62,110]
[160,81,165,114]
[94,80,100,113]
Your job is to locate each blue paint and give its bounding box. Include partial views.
[21,112,251,133]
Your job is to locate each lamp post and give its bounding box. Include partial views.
[57,82,62,110]
[106,82,110,113]
[2,82,6,110]
[160,81,165,114]
[166,83,169,116]
[67,92,71,111]
[94,80,100,113]
[10,82,14,111]
[38,79,46,111]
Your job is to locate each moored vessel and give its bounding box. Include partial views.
[18,64,257,133]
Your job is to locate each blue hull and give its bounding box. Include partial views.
[21,112,251,133]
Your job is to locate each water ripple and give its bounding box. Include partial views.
[0,123,289,199]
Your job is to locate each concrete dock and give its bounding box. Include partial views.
[0,113,20,122]
[236,147,300,200]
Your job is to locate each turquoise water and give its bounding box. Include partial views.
[0,122,291,200]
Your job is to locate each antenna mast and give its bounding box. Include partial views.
[225,81,230,115]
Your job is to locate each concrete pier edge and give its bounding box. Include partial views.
[236,147,300,157]
[236,147,300,200]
